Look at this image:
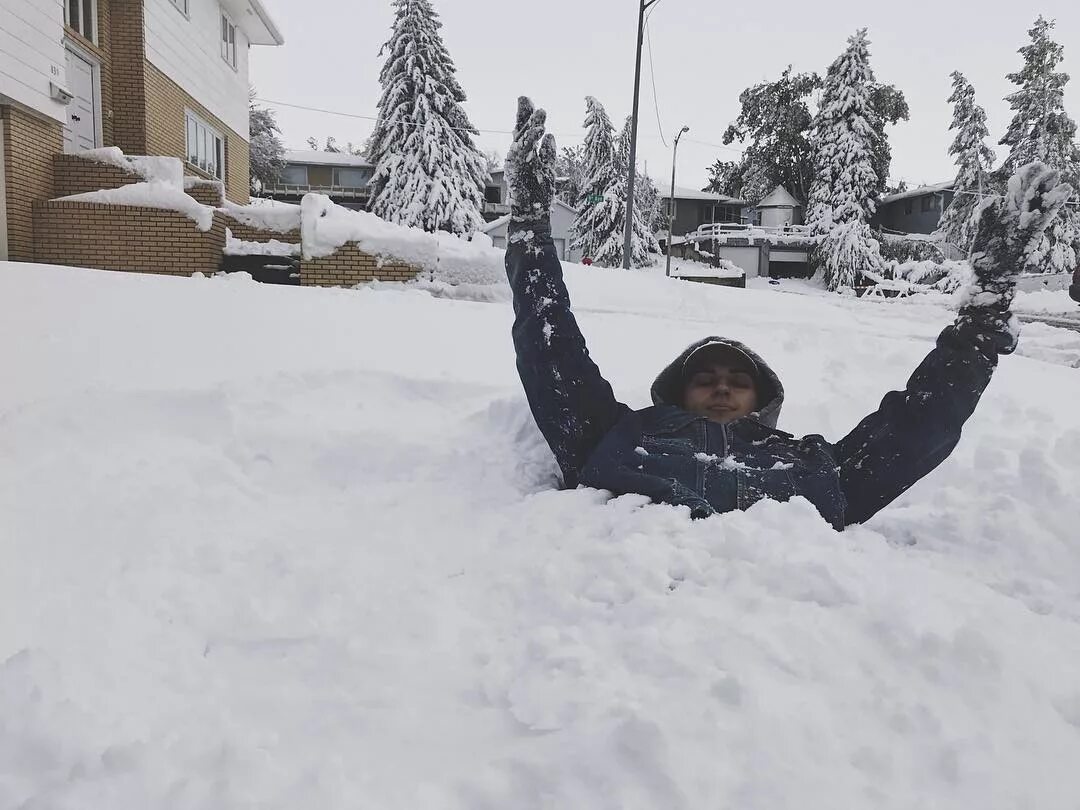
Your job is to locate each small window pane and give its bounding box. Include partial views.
[335,168,370,187]
[67,0,79,32]
[83,0,93,40]
[280,165,307,185]
[307,166,333,187]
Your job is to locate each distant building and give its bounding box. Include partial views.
[263,150,374,210]
[664,186,746,238]
[754,185,804,228]
[482,198,583,264]
[872,182,955,235]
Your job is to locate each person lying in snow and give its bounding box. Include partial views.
[503,97,1073,530]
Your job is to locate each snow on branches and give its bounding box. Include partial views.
[366,0,487,235]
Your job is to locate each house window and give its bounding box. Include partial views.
[220,13,237,68]
[169,0,188,14]
[335,168,371,188]
[904,199,913,215]
[484,185,502,204]
[65,0,95,42]
[185,111,224,180]
[279,165,307,185]
[921,195,933,212]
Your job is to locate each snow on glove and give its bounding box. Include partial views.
[955,162,1074,355]
[504,96,557,223]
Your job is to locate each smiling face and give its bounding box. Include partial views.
[681,351,760,424]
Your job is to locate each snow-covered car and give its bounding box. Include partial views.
[1070,265,1080,303]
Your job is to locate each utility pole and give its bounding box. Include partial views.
[666,125,689,278]
[622,0,662,270]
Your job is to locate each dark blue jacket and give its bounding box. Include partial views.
[506,221,1006,529]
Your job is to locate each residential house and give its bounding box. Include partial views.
[872,182,955,235]
[0,0,283,261]
[663,185,745,239]
[482,198,583,264]
[482,168,510,222]
[263,150,374,211]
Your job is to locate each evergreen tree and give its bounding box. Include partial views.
[936,72,996,253]
[366,0,487,234]
[248,92,285,196]
[635,172,665,234]
[555,144,586,208]
[571,96,621,262]
[998,16,1080,274]
[807,29,885,290]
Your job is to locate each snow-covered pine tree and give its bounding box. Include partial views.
[998,16,1080,274]
[935,72,996,253]
[807,29,885,290]
[602,117,660,268]
[571,96,621,263]
[366,0,487,234]
[248,92,285,196]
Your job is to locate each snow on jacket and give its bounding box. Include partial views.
[506,220,1005,529]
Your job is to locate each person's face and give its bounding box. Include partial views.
[682,357,759,424]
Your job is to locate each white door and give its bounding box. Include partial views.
[62,47,98,153]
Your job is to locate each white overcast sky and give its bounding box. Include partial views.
[250,0,1080,191]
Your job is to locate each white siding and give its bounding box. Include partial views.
[0,0,67,123]
[143,0,250,138]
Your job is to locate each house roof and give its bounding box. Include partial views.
[670,185,745,205]
[757,185,802,209]
[222,0,284,46]
[881,181,954,204]
[283,150,373,168]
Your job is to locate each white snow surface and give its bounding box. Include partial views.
[223,228,300,257]
[3,260,1080,809]
[58,182,215,232]
[76,147,185,187]
[220,199,302,234]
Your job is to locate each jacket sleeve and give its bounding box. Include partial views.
[834,323,1002,526]
[506,219,630,487]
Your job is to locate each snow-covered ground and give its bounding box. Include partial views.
[3,260,1080,809]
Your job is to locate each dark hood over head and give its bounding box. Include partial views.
[650,337,786,428]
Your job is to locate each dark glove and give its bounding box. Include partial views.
[504,96,557,223]
[955,162,1073,355]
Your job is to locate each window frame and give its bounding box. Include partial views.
[64,0,97,44]
[168,0,189,15]
[184,110,225,181]
[220,12,237,69]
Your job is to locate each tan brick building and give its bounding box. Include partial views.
[0,0,283,261]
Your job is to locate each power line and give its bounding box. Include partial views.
[644,21,668,148]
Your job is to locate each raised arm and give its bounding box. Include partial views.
[504,97,629,487]
[836,163,1073,525]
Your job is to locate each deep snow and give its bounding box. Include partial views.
[2,260,1080,809]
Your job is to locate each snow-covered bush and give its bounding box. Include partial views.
[889,259,973,293]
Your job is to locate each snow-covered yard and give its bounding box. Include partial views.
[3,260,1080,808]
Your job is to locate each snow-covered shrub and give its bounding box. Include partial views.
[890,259,973,293]
[877,234,946,265]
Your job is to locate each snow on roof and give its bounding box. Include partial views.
[283,151,373,168]
[881,182,954,204]
[757,186,802,209]
[670,185,745,205]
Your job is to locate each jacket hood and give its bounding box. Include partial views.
[650,337,785,428]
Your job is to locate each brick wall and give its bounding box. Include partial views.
[186,180,225,207]
[63,0,114,147]
[109,0,147,154]
[143,62,249,205]
[33,200,226,276]
[1,106,63,261]
[300,243,423,286]
[223,219,300,244]
[53,153,143,197]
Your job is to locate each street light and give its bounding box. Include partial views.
[622,0,663,270]
[666,125,689,278]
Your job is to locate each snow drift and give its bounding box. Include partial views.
[2,260,1080,809]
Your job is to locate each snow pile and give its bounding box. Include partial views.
[1013,288,1080,315]
[58,182,215,231]
[220,199,302,234]
[77,147,185,187]
[300,193,504,285]
[671,258,744,279]
[223,228,300,257]
[891,259,973,293]
[3,261,1080,808]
